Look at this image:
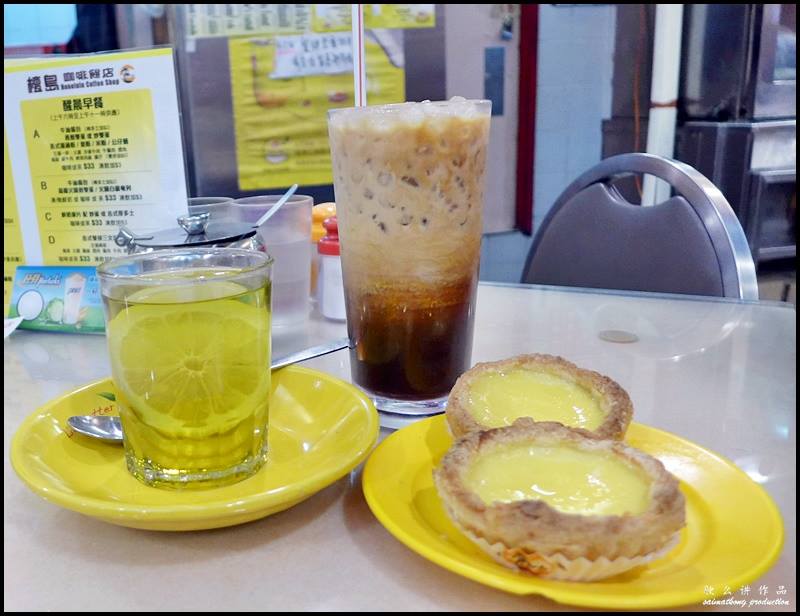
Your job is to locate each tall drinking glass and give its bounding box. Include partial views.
[328,98,491,415]
[97,248,272,489]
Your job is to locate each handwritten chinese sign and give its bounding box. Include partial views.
[270,33,354,79]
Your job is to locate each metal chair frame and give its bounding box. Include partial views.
[521,153,759,300]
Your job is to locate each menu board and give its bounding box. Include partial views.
[184,4,435,38]
[186,4,310,38]
[3,48,188,273]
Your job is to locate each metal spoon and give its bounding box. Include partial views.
[68,414,125,442]
[67,337,350,444]
[252,184,298,228]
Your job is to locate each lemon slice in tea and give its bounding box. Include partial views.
[108,281,270,440]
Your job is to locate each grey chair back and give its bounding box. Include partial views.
[521,153,758,300]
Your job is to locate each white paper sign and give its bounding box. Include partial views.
[4,316,24,339]
[270,33,353,79]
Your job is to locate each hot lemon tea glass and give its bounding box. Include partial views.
[97,248,272,489]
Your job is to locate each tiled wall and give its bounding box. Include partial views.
[479,4,617,282]
[479,231,534,282]
[534,4,616,228]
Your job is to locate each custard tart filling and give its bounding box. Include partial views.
[464,442,650,516]
[447,354,633,440]
[433,419,685,580]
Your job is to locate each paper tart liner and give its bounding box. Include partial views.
[463,528,682,582]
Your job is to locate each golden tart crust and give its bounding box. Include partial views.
[433,420,685,575]
[446,354,633,439]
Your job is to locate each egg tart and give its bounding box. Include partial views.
[447,354,633,439]
[433,419,685,581]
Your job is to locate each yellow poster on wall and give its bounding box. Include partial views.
[364,4,435,29]
[4,133,25,310]
[310,5,351,32]
[310,4,435,31]
[229,32,405,190]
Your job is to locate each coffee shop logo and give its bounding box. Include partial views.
[120,64,136,84]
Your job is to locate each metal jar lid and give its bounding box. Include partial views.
[115,213,257,250]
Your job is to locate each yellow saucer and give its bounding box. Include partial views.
[11,366,379,531]
[362,416,784,609]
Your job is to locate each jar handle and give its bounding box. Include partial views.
[114,227,153,250]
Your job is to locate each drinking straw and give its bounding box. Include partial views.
[351,4,367,106]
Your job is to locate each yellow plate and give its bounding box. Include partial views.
[11,366,379,531]
[362,416,784,609]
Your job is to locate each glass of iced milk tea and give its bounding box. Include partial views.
[328,98,491,415]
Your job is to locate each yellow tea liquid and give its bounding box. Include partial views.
[104,274,271,488]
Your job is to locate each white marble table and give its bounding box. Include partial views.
[4,283,796,611]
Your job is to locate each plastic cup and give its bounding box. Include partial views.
[233,194,313,329]
[188,197,235,223]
